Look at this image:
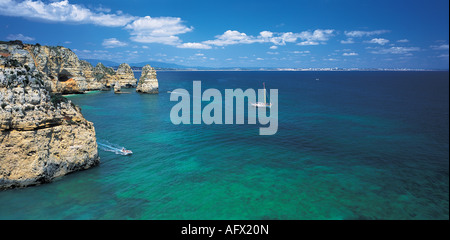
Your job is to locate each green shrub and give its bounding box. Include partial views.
[50,94,68,107]
[5,59,21,68]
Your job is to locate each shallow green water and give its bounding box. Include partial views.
[0,71,448,219]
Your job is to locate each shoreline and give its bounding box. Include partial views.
[150,69,448,72]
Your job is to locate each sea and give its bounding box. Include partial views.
[0,71,448,220]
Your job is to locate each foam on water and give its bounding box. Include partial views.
[97,140,131,156]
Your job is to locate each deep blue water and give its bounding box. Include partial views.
[0,71,448,219]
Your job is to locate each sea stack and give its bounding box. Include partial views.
[0,62,100,189]
[136,64,158,94]
[115,63,137,88]
[114,82,121,93]
[94,62,117,90]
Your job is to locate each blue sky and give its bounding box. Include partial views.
[0,0,448,69]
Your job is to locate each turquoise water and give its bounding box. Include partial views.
[0,71,448,220]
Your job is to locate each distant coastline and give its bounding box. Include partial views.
[82,59,448,72]
[140,68,448,72]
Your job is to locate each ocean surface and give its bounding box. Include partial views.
[0,71,448,220]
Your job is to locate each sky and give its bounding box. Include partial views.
[0,0,448,69]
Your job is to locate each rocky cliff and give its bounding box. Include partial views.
[0,41,136,94]
[116,63,137,88]
[0,46,100,189]
[136,64,158,94]
[94,62,117,89]
[0,42,104,94]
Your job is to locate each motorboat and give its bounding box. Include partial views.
[120,148,133,155]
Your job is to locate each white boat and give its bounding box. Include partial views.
[251,82,272,108]
[120,148,133,155]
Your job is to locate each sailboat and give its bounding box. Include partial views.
[251,82,272,108]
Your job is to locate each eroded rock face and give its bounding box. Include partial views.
[116,63,137,88]
[136,65,158,94]
[113,82,121,93]
[94,62,117,89]
[80,60,104,91]
[0,65,100,190]
[0,42,107,94]
[1,42,141,94]
[26,44,86,93]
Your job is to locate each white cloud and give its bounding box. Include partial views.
[95,5,111,13]
[345,30,389,37]
[102,38,128,48]
[397,39,409,43]
[291,51,310,54]
[177,42,212,49]
[256,58,264,60]
[297,41,319,46]
[343,52,358,56]
[0,1,195,47]
[0,0,136,27]
[371,46,420,54]
[298,29,334,42]
[125,16,193,45]
[341,38,355,44]
[292,29,335,46]
[431,44,449,50]
[200,29,335,48]
[269,29,335,46]
[203,30,264,46]
[367,38,390,45]
[269,32,299,45]
[260,31,274,38]
[6,33,34,41]
[267,51,279,55]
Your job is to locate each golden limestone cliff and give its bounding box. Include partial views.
[116,63,137,88]
[0,41,136,94]
[136,64,158,94]
[0,41,100,189]
[94,62,118,89]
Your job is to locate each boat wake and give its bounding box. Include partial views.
[97,140,132,155]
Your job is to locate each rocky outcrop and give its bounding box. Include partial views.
[136,65,158,94]
[0,41,141,94]
[0,56,99,189]
[0,41,35,71]
[25,44,87,93]
[80,60,104,91]
[115,63,137,88]
[113,82,121,93]
[94,62,117,89]
[0,41,107,94]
